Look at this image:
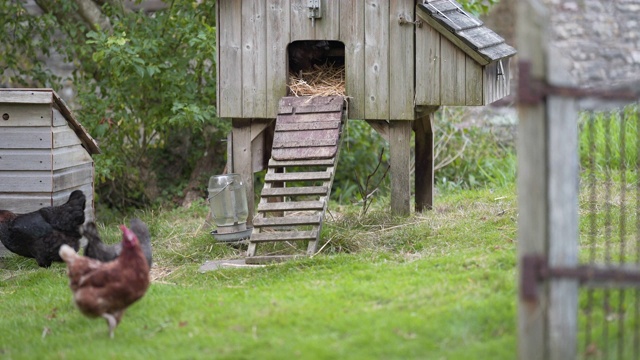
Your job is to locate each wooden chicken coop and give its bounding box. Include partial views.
[216,0,516,262]
[0,89,100,256]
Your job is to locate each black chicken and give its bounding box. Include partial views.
[83,218,153,268]
[0,190,86,267]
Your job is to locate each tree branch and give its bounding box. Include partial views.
[72,0,112,32]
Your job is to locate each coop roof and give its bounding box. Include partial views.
[416,0,516,66]
[0,88,101,154]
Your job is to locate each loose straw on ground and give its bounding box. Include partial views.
[288,63,346,98]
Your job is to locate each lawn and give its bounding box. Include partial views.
[0,186,518,360]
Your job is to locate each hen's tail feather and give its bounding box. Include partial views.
[59,244,78,263]
[83,222,120,262]
[83,222,101,244]
[129,218,153,267]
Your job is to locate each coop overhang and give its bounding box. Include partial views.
[416,1,516,66]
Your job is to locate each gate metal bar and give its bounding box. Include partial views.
[522,256,640,302]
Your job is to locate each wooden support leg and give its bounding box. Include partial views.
[414,108,437,212]
[232,118,254,226]
[389,120,412,216]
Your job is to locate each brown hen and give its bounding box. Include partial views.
[59,224,150,338]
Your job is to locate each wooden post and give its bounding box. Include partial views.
[389,120,412,216]
[414,106,438,212]
[517,1,579,359]
[547,96,579,360]
[232,118,254,225]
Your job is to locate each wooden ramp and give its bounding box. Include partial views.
[246,96,346,264]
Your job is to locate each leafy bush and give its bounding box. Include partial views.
[77,1,227,208]
[331,107,517,208]
[332,120,390,204]
[433,107,517,192]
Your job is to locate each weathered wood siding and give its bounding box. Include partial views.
[483,57,511,105]
[217,0,415,121]
[339,1,366,120]
[266,0,291,115]
[216,1,243,118]
[0,90,95,220]
[415,25,510,106]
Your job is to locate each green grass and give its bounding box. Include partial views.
[0,186,518,360]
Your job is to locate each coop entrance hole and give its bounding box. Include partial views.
[287,40,345,96]
[287,40,345,74]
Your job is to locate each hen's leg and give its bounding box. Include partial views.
[102,313,117,338]
[114,309,125,325]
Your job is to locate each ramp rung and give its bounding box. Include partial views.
[268,159,335,168]
[261,186,328,197]
[251,230,318,242]
[253,215,322,227]
[265,172,331,182]
[273,138,338,148]
[276,120,341,132]
[257,200,324,212]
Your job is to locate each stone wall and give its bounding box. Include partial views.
[484,0,640,90]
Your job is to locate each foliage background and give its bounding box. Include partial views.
[0,0,502,211]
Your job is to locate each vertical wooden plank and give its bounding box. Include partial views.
[495,58,512,101]
[290,0,314,41]
[547,96,579,360]
[389,120,411,215]
[232,119,254,225]
[484,62,497,105]
[496,61,505,100]
[364,0,390,119]
[217,1,243,118]
[415,23,441,105]
[414,107,437,211]
[440,37,466,105]
[517,103,548,360]
[242,0,267,118]
[266,0,290,118]
[389,0,415,120]
[517,1,551,359]
[340,0,366,120]
[315,0,340,40]
[503,58,512,99]
[465,56,484,105]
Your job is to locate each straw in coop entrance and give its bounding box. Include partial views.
[288,63,346,98]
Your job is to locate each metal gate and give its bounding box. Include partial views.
[516,1,640,359]
[520,105,640,359]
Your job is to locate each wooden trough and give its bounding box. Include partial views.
[215,0,516,262]
[0,88,100,256]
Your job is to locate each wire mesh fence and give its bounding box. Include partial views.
[578,104,640,359]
